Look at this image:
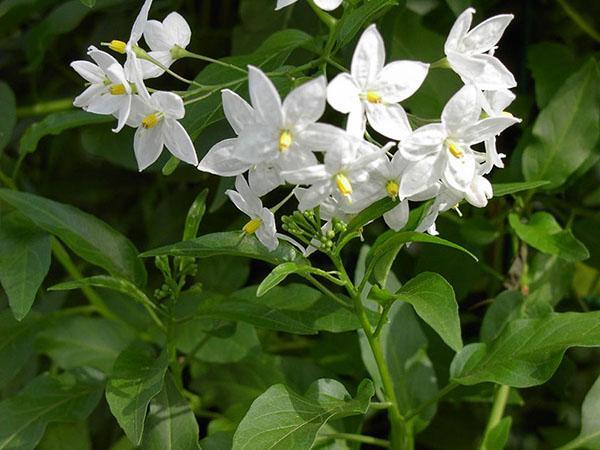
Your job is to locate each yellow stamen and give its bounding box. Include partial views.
[242,218,262,234]
[335,173,353,196]
[142,114,160,129]
[448,142,463,158]
[386,180,399,198]
[109,84,127,95]
[108,40,127,54]
[278,130,292,152]
[366,91,382,104]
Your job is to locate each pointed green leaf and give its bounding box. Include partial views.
[561,375,600,450]
[106,342,169,445]
[481,417,512,450]
[232,379,374,450]
[0,81,16,153]
[0,310,40,388]
[0,189,147,286]
[0,212,51,320]
[256,262,310,297]
[492,181,550,197]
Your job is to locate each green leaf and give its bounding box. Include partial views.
[335,0,398,47]
[19,111,111,155]
[562,375,600,450]
[0,189,147,286]
[509,212,589,262]
[182,189,208,241]
[0,310,39,388]
[79,0,95,6]
[481,417,512,450]
[522,59,599,189]
[256,262,310,296]
[38,422,92,450]
[36,316,135,373]
[140,374,200,450]
[106,342,169,445]
[451,311,600,387]
[345,197,395,235]
[232,379,374,450]
[0,371,103,450]
[480,290,524,343]
[491,181,550,197]
[0,81,16,153]
[0,212,51,320]
[181,284,358,335]
[395,272,462,352]
[141,231,307,266]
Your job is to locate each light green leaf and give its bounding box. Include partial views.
[0,212,51,320]
[0,81,16,153]
[451,311,600,387]
[106,342,169,445]
[36,316,135,373]
[395,272,462,352]
[481,417,512,450]
[560,375,600,450]
[140,374,200,450]
[141,231,307,266]
[492,181,550,197]
[0,371,103,450]
[345,198,395,235]
[20,111,110,155]
[257,262,311,297]
[38,422,92,450]
[509,212,589,262]
[0,310,39,388]
[182,189,208,241]
[0,189,147,286]
[232,379,374,450]
[522,59,599,189]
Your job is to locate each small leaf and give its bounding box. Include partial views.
[509,212,589,262]
[492,181,550,197]
[0,212,51,320]
[232,379,374,450]
[395,272,463,352]
[141,231,307,266]
[335,0,398,47]
[106,342,169,445]
[0,81,16,153]
[481,417,512,450]
[256,262,310,296]
[0,189,147,286]
[0,371,103,450]
[451,311,600,387]
[183,189,208,241]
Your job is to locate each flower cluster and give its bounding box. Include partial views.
[71,1,519,253]
[198,10,519,251]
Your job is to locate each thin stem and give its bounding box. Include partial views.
[370,401,393,410]
[303,274,353,310]
[373,302,393,338]
[307,0,337,29]
[136,48,204,87]
[480,385,510,449]
[16,98,74,118]
[405,382,458,420]
[556,0,600,43]
[319,432,391,448]
[176,47,247,74]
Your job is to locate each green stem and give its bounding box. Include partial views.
[556,0,600,43]
[175,47,247,74]
[480,385,510,449]
[0,168,16,189]
[319,432,391,448]
[303,274,353,310]
[405,382,458,420]
[16,98,74,118]
[307,0,337,29]
[135,47,204,87]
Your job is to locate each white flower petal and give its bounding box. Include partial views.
[113,96,132,133]
[298,182,330,211]
[365,103,411,140]
[399,153,445,198]
[444,7,474,53]
[373,60,429,103]
[459,116,519,144]
[86,93,121,115]
[234,175,262,213]
[144,20,173,51]
[248,66,283,125]
[442,84,481,134]
[222,89,255,135]
[314,0,343,10]
[462,14,513,54]
[134,125,164,171]
[198,138,251,176]
[465,175,493,207]
[163,12,192,48]
[73,84,105,109]
[235,127,278,163]
[141,51,172,79]
[281,164,328,185]
[256,209,278,251]
[130,0,153,45]
[294,123,348,153]
[226,190,253,218]
[469,54,516,90]
[346,104,366,137]
[327,73,361,114]
[383,200,409,231]
[443,153,476,192]
[351,24,385,87]
[399,123,445,161]
[484,89,515,114]
[249,164,283,197]
[482,137,505,174]
[71,61,105,83]
[283,76,326,128]
[87,46,119,74]
[152,91,185,119]
[275,0,297,10]
[163,120,198,166]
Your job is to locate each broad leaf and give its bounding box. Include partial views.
[481,417,512,450]
[395,272,462,352]
[141,231,307,266]
[451,311,600,387]
[232,379,374,450]
[106,342,169,445]
[36,316,135,373]
[0,212,51,320]
[563,375,600,449]
[492,181,550,197]
[0,310,39,388]
[522,59,599,189]
[335,0,398,46]
[0,371,103,450]
[0,81,16,152]
[0,189,147,286]
[38,422,92,450]
[140,374,200,450]
[509,212,589,262]
[256,262,311,296]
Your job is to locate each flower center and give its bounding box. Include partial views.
[335,173,353,197]
[447,142,463,158]
[278,130,293,152]
[109,84,127,95]
[142,114,160,129]
[366,91,382,104]
[386,180,399,198]
[242,218,262,234]
[108,40,127,54]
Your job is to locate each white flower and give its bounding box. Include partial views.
[127,80,197,171]
[327,24,429,140]
[282,135,384,211]
[445,8,516,90]
[275,0,342,11]
[141,12,192,79]
[399,84,518,198]
[71,46,134,133]
[479,88,516,173]
[226,176,278,251]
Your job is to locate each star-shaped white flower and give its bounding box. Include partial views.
[226,176,278,251]
[327,24,429,140]
[479,88,516,173]
[398,84,518,198]
[275,0,342,11]
[71,46,134,133]
[445,8,516,91]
